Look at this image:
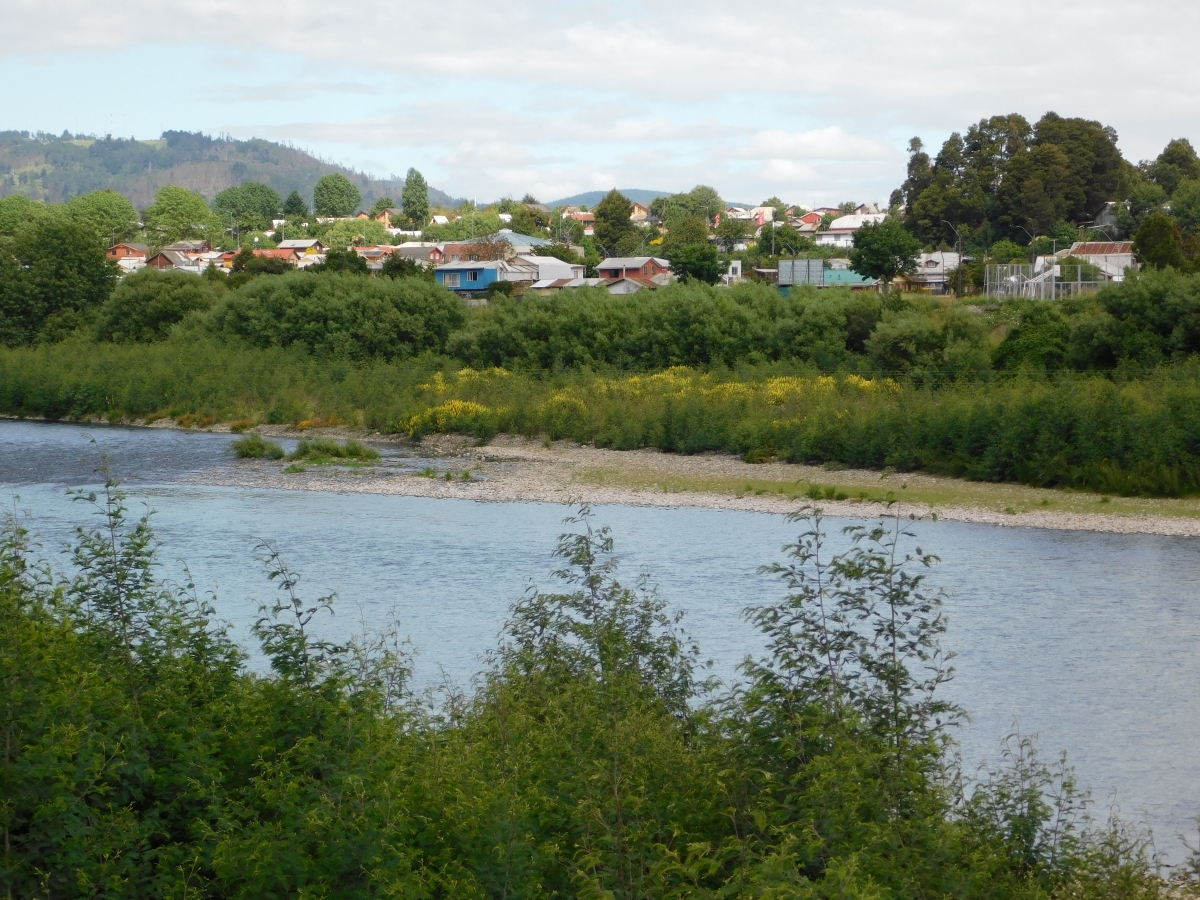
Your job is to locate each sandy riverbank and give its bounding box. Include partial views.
[184,429,1200,537]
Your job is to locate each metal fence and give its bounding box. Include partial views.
[984,263,1122,300]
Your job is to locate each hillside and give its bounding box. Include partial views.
[0,130,461,211]
[546,188,671,208]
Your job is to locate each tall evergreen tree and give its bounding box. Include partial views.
[401,168,430,228]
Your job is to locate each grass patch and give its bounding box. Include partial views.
[232,433,285,459]
[573,466,1200,520]
[283,463,307,474]
[287,437,381,464]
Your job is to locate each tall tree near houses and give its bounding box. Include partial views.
[312,173,361,217]
[593,189,638,256]
[849,217,920,292]
[402,168,430,228]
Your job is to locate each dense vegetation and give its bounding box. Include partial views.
[9,238,1200,493]
[2,487,1185,897]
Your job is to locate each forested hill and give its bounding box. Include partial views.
[0,130,461,210]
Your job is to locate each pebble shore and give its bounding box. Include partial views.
[190,432,1200,538]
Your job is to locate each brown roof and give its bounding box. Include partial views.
[1071,241,1133,255]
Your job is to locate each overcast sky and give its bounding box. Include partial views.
[2,0,1197,206]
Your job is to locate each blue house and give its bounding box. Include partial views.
[436,258,538,300]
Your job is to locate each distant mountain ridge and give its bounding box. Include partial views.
[0,130,461,211]
[545,189,672,208]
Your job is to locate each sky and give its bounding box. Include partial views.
[2,0,1198,207]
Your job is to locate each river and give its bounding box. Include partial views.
[3,419,1199,860]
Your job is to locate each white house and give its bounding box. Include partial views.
[814,213,888,248]
[517,255,585,281]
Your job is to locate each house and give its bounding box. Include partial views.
[430,214,450,226]
[277,239,326,255]
[435,258,539,299]
[821,269,878,290]
[596,257,671,281]
[252,248,303,265]
[394,241,441,264]
[517,255,585,281]
[790,211,824,234]
[568,211,595,235]
[145,249,192,270]
[630,202,652,223]
[163,240,211,255]
[894,252,962,293]
[531,277,608,295]
[603,276,661,295]
[107,242,147,261]
[814,213,887,248]
[354,245,398,269]
[1062,241,1135,280]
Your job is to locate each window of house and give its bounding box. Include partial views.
[444,273,461,287]
[467,270,480,282]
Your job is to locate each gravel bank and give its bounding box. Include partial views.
[189,433,1200,538]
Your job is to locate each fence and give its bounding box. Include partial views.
[984,263,1127,300]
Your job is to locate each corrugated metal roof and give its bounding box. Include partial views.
[1068,241,1133,255]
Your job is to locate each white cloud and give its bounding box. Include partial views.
[734,128,898,162]
[4,0,1200,202]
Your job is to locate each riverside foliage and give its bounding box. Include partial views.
[11,263,1200,493]
[0,491,1182,898]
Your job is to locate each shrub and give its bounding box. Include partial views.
[232,432,285,458]
[207,271,466,360]
[96,268,225,342]
[288,436,380,461]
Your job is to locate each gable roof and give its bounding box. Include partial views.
[597,257,670,269]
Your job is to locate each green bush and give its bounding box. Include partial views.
[96,268,226,342]
[0,495,1169,897]
[207,271,466,360]
[232,432,285,458]
[288,436,380,461]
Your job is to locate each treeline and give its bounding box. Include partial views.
[1,490,1180,897]
[899,111,1200,262]
[33,261,1200,378]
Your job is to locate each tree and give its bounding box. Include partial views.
[214,182,283,228]
[369,196,395,217]
[401,168,430,228]
[143,185,223,247]
[380,254,433,280]
[900,112,1132,245]
[283,190,309,217]
[715,216,751,252]
[988,239,1029,264]
[314,218,392,248]
[663,243,722,284]
[0,219,118,345]
[593,189,637,256]
[849,217,920,291]
[1114,181,1167,237]
[650,185,724,227]
[1133,212,1185,270]
[1169,179,1200,235]
[1145,138,1200,196]
[313,173,362,217]
[230,247,293,276]
[761,195,789,222]
[66,190,139,244]
[313,247,369,274]
[770,223,814,257]
[95,268,225,342]
[663,215,709,250]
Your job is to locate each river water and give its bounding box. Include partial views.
[2,419,1199,859]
